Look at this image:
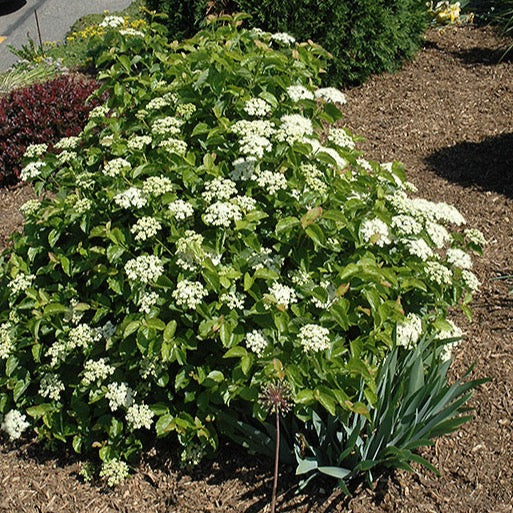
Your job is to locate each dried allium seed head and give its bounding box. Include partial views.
[259,379,293,414]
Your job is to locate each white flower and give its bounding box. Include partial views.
[233,195,257,212]
[276,114,313,145]
[159,138,187,155]
[446,248,472,269]
[101,321,116,340]
[465,228,487,246]
[176,103,197,119]
[286,85,314,102]
[271,32,295,45]
[239,135,272,158]
[391,215,422,236]
[311,280,337,309]
[0,323,14,360]
[301,163,327,194]
[100,459,130,487]
[202,178,238,203]
[1,410,30,441]
[425,221,451,248]
[298,324,330,352]
[230,157,258,181]
[437,320,463,362]
[357,158,373,172]
[244,98,272,117]
[114,188,147,209]
[172,280,208,310]
[131,217,162,241]
[254,169,287,194]
[232,120,275,138]
[461,269,480,291]
[19,199,40,216]
[99,15,125,28]
[74,198,92,215]
[203,201,242,227]
[424,261,453,286]
[175,230,204,271]
[248,247,283,273]
[360,219,391,247]
[76,172,95,190]
[82,358,115,386]
[168,199,194,221]
[138,291,160,313]
[54,136,81,150]
[126,403,154,430]
[39,374,65,401]
[220,290,245,309]
[119,28,144,37]
[405,238,434,259]
[88,105,110,119]
[124,255,164,284]
[23,143,47,158]
[151,116,183,136]
[105,382,135,411]
[314,87,347,105]
[266,283,297,309]
[245,330,268,356]
[146,93,177,110]
[57,150,77,164]
[143,176,173,196]
[127,135,152,150]
[20,161,44,181]
[327,128,355,149]
[396,313,422,347]
[8,273,34,295]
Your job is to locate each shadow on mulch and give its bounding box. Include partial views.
[425,132,513,198]
[448,45,513,65]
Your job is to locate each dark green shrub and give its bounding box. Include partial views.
[145,0,428,85]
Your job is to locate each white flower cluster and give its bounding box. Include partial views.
[47,324,103,366]
[314,87,347,105]
[57,150,77,164]
[266,282,297,309]
[306,138,348,170]
[8,273,34,295]
[146,93,177,110]
[424,261,453,285]
[1,409,30,441]
[233,195,257,212]
[220,290,245,309]
[114,187,147,209]
[39,374,65,401]
[245,330,268,356]
[105,382,135,411]
[203,201,242,227]
[302,163,328,194]
[54,136,81,150]
[126,403,154,430]
[82,358,115,386]
[76,172,95,190]
[244,98,272,117]
[360,218,391,247]
[239,135,272,158]
[24,143,47,158]
[101,321,116,340]
[286,85,314,102]
[248,247,283,273]
[461,269,480,291]
[311,281,337,309]
[138,291,159,314]
[396,313,422,347]
[327,127,355,149]
[437,319,463,361]
[159,138,187,155]
[404,238,434,260]
[100,459,130,487]
[119,28,144,37]
[74,198,92,215]
[151,116,183,136]
[175,230,204,271]
[103,158,131,177]
[425,221,451,248]
[254,169,288,194]
[230,157,257,181]
[176,103,197,119]
[88,105,110,119]
[143,176,173,196]
[232,120,275,158]
[127,135,152,150]
[276,114,313,145]
[446,248,472,269]
[202,178,238,203]
[0,322,13,360]
[465,228,487,246]
[99,15,125,28]
[391,215,422,236]
[19,199,40,216]
[271,32,295,45]
[357,158,373,172]
[298,324,330,352]
[124,255,164,284]
[168,199,194,221]
[20,161,44,181]
[172,280,208,310]
[130,217,162,241]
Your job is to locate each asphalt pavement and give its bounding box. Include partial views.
[0,0,133,71]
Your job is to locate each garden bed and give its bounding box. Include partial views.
[0,24,512,513]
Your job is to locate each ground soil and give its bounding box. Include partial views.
[1,24,512,513]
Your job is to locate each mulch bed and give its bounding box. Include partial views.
[1,24,512,513]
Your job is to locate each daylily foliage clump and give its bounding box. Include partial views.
[0,14,484,487]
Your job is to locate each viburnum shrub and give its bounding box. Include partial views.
[0,74,102,187]
[0,14,485,488]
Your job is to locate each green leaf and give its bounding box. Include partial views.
[224,346,248,358]
[301,206,323,228]
[164,320,177,342]
[275,216,299,236]
[156,414,175,437]
[305,224,326,247]
[124,320,140,338]
[26,403,54,419]
[318,466,351,479]
[296,457,318,475]
[43,303,68,317]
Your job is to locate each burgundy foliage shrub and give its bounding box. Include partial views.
[0,74,103,187]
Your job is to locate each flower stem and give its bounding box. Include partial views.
[271,408,280,513]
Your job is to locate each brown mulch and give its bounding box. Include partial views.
[1,24,513,513]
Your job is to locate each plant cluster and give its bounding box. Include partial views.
[0,74,103,187]
[0,14,485,490]
[427,1,474,25]
[145,0,429,86]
